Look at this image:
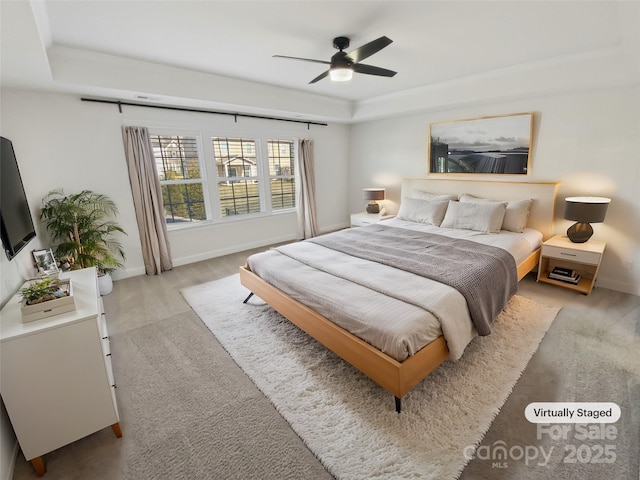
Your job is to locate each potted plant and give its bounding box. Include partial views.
[20,277,65,305]
[40,189,126,295]
[19,277,75,322]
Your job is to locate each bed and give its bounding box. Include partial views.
[239,179,558,411]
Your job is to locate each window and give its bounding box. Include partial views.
[150,129,297,227]
[213,137,260,217]
[150,134,206,224]
[268,140,296,211]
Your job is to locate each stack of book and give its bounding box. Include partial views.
[548,266,581,284]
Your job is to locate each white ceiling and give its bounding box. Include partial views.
[2,1,639,122]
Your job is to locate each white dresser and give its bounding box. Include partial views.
[0,268,121,476]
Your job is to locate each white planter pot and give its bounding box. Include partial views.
[97,273,113,296]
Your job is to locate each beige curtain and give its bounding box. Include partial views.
[296,139,319,239]
[122,126,173,275]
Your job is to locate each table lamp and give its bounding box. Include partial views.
[564,197,610,243]
[363,188,385,214]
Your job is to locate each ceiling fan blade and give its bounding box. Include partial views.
[346,36,393,63]
[309,70,330,84]
[352,63,397,77]
[273,55,331,65]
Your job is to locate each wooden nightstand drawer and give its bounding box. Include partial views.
[541,245,601,265]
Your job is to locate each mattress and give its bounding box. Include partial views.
[247,220,541,362]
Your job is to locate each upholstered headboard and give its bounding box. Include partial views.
[401,178,559,240]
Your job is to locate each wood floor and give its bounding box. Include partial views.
[10,245,640,479]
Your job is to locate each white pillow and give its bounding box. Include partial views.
[440,200,507,234]
[459,194,532,233]
[410,190,458,202]
[396,197,450,226]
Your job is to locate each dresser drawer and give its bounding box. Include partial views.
[542,245,601,265]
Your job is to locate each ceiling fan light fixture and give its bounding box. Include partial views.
[274,35,395,84]
[329,67,353,82]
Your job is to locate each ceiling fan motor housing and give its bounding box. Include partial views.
[331,51,353,68]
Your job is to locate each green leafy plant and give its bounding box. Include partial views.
[19,278,64,304]
[40,190,126,275]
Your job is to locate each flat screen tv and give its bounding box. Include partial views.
[1,136,36,260]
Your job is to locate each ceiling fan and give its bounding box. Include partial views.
[274,36,397,84]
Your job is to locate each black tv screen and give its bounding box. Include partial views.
[1,136,36,260]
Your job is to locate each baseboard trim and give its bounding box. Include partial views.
[112,220,352,281]
[597,276,640,297]
[171,233,298,268]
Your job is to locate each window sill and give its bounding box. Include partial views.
[165,209,296,232]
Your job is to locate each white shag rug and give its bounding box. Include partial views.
[182,275,560,480]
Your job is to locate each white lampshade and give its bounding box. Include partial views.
[329,68,353,82]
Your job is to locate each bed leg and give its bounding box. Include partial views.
[395,396,402,413]
[243,292,254,304]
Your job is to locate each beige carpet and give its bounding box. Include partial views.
[182,275,560,480]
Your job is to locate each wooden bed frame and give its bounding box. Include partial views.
[239,179,559,412]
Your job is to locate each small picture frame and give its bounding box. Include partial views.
[33,249,59,276]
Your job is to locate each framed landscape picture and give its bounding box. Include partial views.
[428,112,533,175]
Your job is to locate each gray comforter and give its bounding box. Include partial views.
[309,224,517,335]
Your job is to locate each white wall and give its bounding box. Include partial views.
[349,86,640,296]
[0,88,351,288]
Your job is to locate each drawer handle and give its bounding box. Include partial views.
[560,252,577,257]
[102,336,110,340]
[106,353,112,357]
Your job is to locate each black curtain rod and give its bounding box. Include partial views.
[80,97,328,129]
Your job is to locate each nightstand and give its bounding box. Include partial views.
[537,235,606,295]
[350,212,394,227]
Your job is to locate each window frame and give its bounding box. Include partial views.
[266,139,297,213]
[148,129,213,228]
[147,126,299,230]
[213,136,264,219]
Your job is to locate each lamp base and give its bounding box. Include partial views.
[567,222,593,243]
[366,201,380,214]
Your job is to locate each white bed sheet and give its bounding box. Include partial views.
[381,218,542,264]
[247,222,541,362]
